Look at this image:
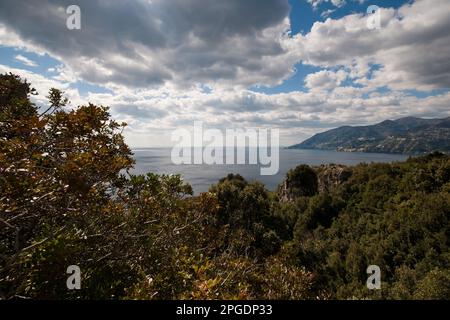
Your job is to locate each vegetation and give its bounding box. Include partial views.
[289,117,450,154]
[1,74,449,299]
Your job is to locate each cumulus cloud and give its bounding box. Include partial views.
[14,54,38,67]
[77,83,450,147]
[305,69,348,91]
[307,0,350,9]
[0,0,293,89]
[296,0,450,91]
[1,0,449,92]
[0,64,74,106]
[0,0,449,147]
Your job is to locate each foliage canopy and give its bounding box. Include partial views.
[0,74,448,299]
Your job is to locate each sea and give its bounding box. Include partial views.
[130,148,409,194]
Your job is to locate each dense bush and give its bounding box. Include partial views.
[0,74,448,299]
[282,153,450,299]
[284,164,319,197]
[0,74,309,299]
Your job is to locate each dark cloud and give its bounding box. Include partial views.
[0,0,291,88]
[113,103,168,119]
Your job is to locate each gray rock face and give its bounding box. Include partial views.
[316,164,352,194]
[278,179,295,203]
[278,164,352,202]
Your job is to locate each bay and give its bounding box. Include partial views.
[130,148,409,194]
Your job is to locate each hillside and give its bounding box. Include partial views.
[289,117,450,154]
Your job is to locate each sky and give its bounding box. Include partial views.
[0,0,449,147]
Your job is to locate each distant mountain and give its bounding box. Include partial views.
[289,117,450,154]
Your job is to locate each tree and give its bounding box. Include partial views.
[284,165,318,198]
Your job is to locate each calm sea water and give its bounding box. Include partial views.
[130,148,409,194]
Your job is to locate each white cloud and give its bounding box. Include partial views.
[14,54,38,67]
[0,0,449,148]
[305,69,348,91]
[0,64,74,106]
[295,0,450,91]
[2,0,449,92]
[308,0,347,9]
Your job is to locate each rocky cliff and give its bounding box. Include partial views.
[278,164,352,202]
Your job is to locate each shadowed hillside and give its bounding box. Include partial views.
[289,117,450,154]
